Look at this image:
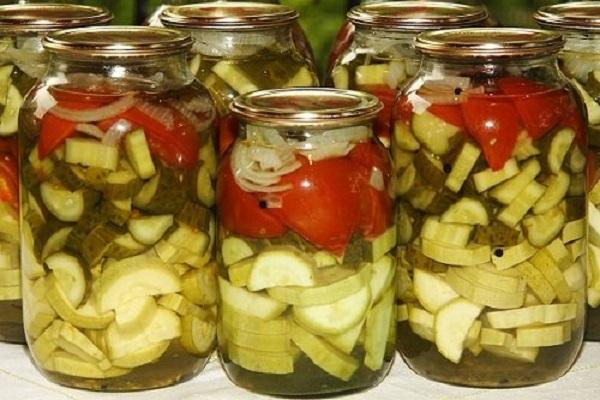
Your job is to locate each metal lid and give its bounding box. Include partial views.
[231,88,383,128]
[535,2,600,32]
[160,2,298,30]
[415,28,564,59]
[348,1,488,31]
[43,26,193,59]
[0,4,112,34]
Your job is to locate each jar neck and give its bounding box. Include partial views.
[189,25,295,58]
[44,52,193,92]
[353,26,417,60]
[562,30,600,56]
[2,32,48,79]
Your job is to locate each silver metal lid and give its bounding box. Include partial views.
[535,2,600,32]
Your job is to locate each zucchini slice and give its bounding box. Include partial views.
[219,276,287,320]
[413,268,459,313]
[489,158,541,204]
[420,217,473,248]
[516,322,571,347]
[497,180,546,228]
[515,261,556,305]
[485,303,577,329]
[40,182,84,222]
[546,128,575,174]
[393,120,420,151]
[355,63,390,87]
[125,129,156,179]
[331,65,349,90]
[127,214,173,245]
[421,239,490,266]
[533,171,570,215]
[523,206,565,247]
[45,252,86,308]
[434,298,483,364]
[247,246,316,291]
[445,142,481,192]
[65,138,119,170]
[529,249,572,303]
[408,305,434,342]
[472,158,519,192]
[0,85,23,135]
[441,197,489,226]
[180,315,216,356]
[226,342,296,375]
[412,110,461,155]
[212,61,258,94]
[364,287,394,371]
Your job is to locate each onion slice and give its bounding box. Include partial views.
[75,123,104,139]
[369,168,385,191]
[102,119,132,146]
[49,94,137,122]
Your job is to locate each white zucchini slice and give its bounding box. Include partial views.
[480,327,511,347]
[589,202,600,246]
[515,261,556,305]
[125,129,155,179]
[441,197,489,226]
[512,130,540,160]
[408,306,434,342]
[497,180,546,227]
[473,158,519,192]
[413,268,459,313]
[547,128,576,174]
[227,342,296,375]
[219,277,287,320]
[563,262,585,292]
[412,110,461,155]
[434,298,483,364]
[489,158,540,204]
[65,138,119,170]
[485,303,577,329]
[492,240,537,270]
[446,268,525,309]
[228,257,254,287]
[369,255,395,303]
[44,252,86,308]
[325,318,365,354]
[221,321,288,353]
[516,322,571,347]
[247,246,316,291]
[114,296,157,334]
[562,218,585,243]
[420,217,473,248]
[523,206,565,247]
[221,303,289,335]
[530,249,572,303]
[212,61,258,94]
[221,236,259,266]
[533,171,570,215]
[40,182,84,222]
[127,215,173,245]
[462,266,525,293]
[567,239,584,261]
[445,142,481,192]
[546,238,571,270]
[481,331,538,363]
[364,288,394,371]
[421,239,490,266]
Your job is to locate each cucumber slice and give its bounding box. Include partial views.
[103,169,142,200]
[23,278,57,338]
[570,78,600,124]
[533,171,570,215]
[54,321,110,370]
[480,327,511,347]
[180,315,216,356]
[222,320,289,353]
[293,285,371,335]
[512,130,540,160]
[446,267,525,309]
[22,222,45,279]
[31,322,60,364]
[421,217,473,248]
[28,146,55,177]
[489,158,541,204]
[530,249,572,303]
[568,173,585,196]
[108,233,147,259]
[355,63,390,86]
[568,146,586,173]
[413,268,459,313]
[228,257,254,287]
[515,261,556,305]
[516,322,571,347]
[212,61,258,94]
[367,226,397,262]
[166,223,209,254]
[221,236,261,266]
[412,110,461,155]
[562,218,585,243]
[434,298,483,364]
[497,180,546,227]
[0,242,17,270]
[397,304,409,322]
[441,197,489,226]
[124,129,156,179]
[65,138,119,170]
[462,266,525,293]
[196,164,215,208]
[0,65,14,107]
[331,65,349,89]
[0,85,23,135]
[114,296,157,334]
[589,202,600,246]
[492,240,537,270]
[324,318,365,354]
[284,66,315,87]
[290,322,358,381]
[221,303,289,335]
[127,214,173,245]
[198,137,217,179]
[563,262,585,292]
[247,246,316,291]
[369,255,395,303]
[41,227,73,260]
[445,141,481,192]
[105,307,181,360]
[408,305,434,342]
[547,128,575,174]
[523,206,565,247]
[393,120,420,151]
[589,288,600,308]
[45,351,129,379]
[395,163,416,196]
[112,340,170,368]
[392,146,415,170]
[219,276,287,320]
[40,182,84,222]
[181,264,218,306]
[45,252,85,308]
[485,303,577,329]
[226,342,295,375]
[473,158,519,192]
[132,173,159,208]
[268,263,370,306]
[159,293,209,318]
[421,239,490,266]
[96,255,180,312]
[364,287,394,371]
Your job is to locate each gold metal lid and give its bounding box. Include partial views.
[348,1,488,31]
[231,88,383,128]
[160,2,298,30]
[43,26,193,59]
[0,4,112,34]
[535,2,600,32]
[415,28,564,59]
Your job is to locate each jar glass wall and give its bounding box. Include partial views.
[393,28,587,387]
[535,1,600,341]
[217,88,396,396]
[0,3,111,344]
[327,1,488,148]
[19,26,218,390]
[160,2,318,156]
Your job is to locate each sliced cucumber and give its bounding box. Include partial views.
[497,180,546,227]
[65,138,119,170]
[219,276,287,320]
[284,66,315,87]
[0,65,14,107]
[212,61,258,94]
[112,340,170,368]
[364,287,394,371]
[564,262,585,292]
[114,296,157,334]
[103,169,142,200]
[489,158,540,204]
[227,342,295,375]
[408,305,434,342]
[180,315,216,356]
[485,303,577,329]
[127,214,173,245]
[421,239,490,266]
[463,265,525,294]
[530,249,572,303]
[331,65,349,90]
[221,236,261,266]
[473,158,519,193]
[480,327,511,347]
[124,129,156,179]
[40,182,84,222]
[515,322,571,347]
[421,217,473,248]
[562,218,585,244]
[413,268,459,313]
[533,171,570,215]
[324,318,365,354]
[53,321,109,369]
[247,246,316,291]
[512,130,540,160]
[445,141,481,192]
[568,146,586,174]
[412,110,461,155]
[198,137,217,178]
[181,264,218,306]
[547,128,575,174]
[515,261,556,305]
[481,332,539,363]
[369,255,395,303]
[228,257,254,287]
[196,164,215,208]
[434,298,483,364]
[441,197,489,226]
[0,85,23,135]
[393,120,420,151]
[221,303,289,335]
[45,252,85,308]
[221,320,289,353]
[45,351,129,379]
[523,206,565,247]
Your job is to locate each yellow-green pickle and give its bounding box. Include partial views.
[19,26,218,390]
[216,88,396,396]
[393,28,587,387]
[0,3,112,344]
[535,1,600,341]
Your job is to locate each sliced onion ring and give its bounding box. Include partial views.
[49,94,137,122]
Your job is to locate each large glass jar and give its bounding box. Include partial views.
[19,26,218,390]
[217,88,396,396]
[327,1,487,148]
[160,2,318,156]
[393,28,587,387]
[535,1,600,342]
[0,4,111,344]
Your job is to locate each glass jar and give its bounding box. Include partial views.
[19,26,218,390]
[217,88,396,396]
[535,1,600,342]
[327,1,488,148]
[0,3,111,344]
[160,2,318,156]
[393,28,587,387]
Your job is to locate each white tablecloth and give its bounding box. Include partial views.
[1,341,598,400]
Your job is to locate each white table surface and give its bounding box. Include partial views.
[0,341,598,400]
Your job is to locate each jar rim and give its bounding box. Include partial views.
[231,88,383,128]
[159,2,298,30]
[0,4,112,34]
[415,28,564,59]
[43,26,193,59]
[348,1,488,31]
[535,2,600,32]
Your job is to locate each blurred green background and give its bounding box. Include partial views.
[10,0,569,72]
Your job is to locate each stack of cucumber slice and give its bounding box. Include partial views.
[394,87,586,379]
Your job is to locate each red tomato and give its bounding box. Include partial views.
[0,153,18,210]
[394,95,413,123]
[218,114,238,156]
[365,85,397,147]
[461,96,520,171]
[0,138,18,159]
[497,77,566,139]
[427,104,465,129]
[349,142,392,182]
[38,114,77,159]
[268,156,360,254]
[217,154,287,238]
